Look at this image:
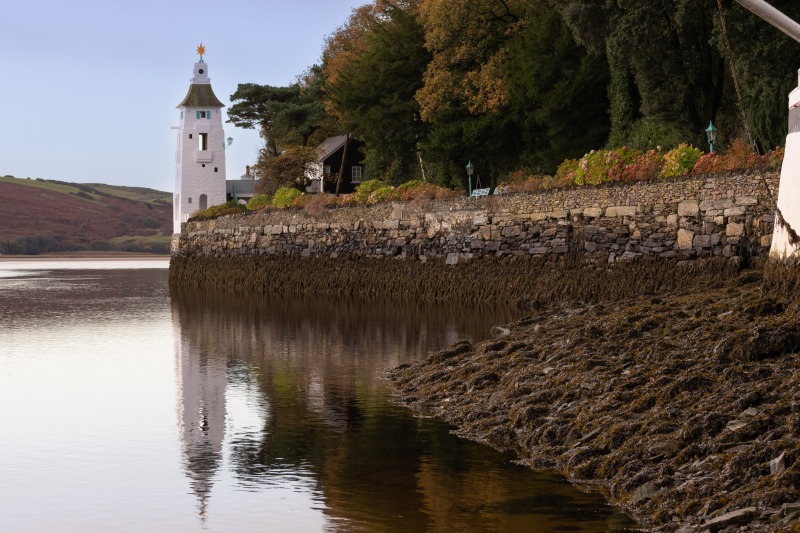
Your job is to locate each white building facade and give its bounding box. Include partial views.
[770,69,800,259]
[174,58,227,234]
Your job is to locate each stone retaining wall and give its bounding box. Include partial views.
[172,171,779,264]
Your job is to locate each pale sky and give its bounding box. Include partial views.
[0,0,367,192]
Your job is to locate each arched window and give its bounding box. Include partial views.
[199,194,208,210]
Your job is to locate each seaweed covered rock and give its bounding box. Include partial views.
[389,266,800,532]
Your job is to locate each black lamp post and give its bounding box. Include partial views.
[465,160,474,196]
[705,122,718,153]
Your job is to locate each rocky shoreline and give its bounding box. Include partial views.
[389,262,800,532]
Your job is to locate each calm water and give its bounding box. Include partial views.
[0,259,637,532]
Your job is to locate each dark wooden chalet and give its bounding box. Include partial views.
[305,135,365,194]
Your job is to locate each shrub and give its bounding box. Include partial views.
[555,159,580,185]
[396,181,459,201]
[621,149,665,181]
[691,152,724,175]
[575,147,641,185]
[353,179,392,205]
[660,144,702,178]
[396,179,425,192]
[192,201,246,219]
[272,187,303,208]
[496,176,546,194]
[291,193,337,216]
[721,138,757,171]
[691,138,772,175]
[626,116,686,151]
[246,194,272,210]
[762,146,784,170]
[369,187,397,204]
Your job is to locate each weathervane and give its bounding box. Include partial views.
[197,43,206,63]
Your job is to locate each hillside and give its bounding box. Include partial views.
[0,176,172,254]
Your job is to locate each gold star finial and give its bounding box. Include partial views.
[197,43,206,62]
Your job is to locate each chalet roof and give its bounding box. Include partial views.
[316,135,348,162]
[177,84,225,108]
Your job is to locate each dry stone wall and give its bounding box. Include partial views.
[173,171,778,264]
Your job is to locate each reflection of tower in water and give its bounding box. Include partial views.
[174,306,226,522]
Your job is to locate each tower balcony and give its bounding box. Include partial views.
[196,150,213,163]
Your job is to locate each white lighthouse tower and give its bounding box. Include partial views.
[174,44,227,234]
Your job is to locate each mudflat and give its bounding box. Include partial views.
[0,252,169,261]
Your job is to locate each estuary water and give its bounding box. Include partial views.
[0,259,637,532]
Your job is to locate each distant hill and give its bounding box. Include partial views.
[0,175,172,254]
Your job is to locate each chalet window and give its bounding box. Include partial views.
[323,165,331,176]
[351,166,363,183]
[199,133,208,151]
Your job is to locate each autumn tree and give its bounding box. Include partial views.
[325,1,431,183]
[253,145,319,196]
[415,0,609,178]
[416,0,521,121]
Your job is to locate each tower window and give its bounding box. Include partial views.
[188,197,192,204]
[214,167,218,172]
[199,133,208,151]
[189,134,193,139]
[196,111,208,119]
[180,111,183,119]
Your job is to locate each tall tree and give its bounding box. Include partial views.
[228,72,331,157]
[228,84,299,157]
[416,0,521,121]
[325,1,431,183]
[504,3,610,172]
[715,0,800,149]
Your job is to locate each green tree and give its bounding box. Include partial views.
[715,0,800,150]
[326,2,431,183]
[228,84,299,157]
[549,0,800,151]
[504,3,610,172]
[228,71,331,157]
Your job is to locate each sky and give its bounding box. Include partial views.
[0,0,367,192]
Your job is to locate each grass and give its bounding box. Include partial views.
[0,176,172,206]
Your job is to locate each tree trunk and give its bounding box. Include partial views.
[335,133,351,197]
[417,151,427,182]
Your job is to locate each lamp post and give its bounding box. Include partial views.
[465,160,474,196]
[705,122,718,153]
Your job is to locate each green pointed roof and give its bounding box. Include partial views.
[177,84,225,108]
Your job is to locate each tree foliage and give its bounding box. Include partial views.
[228,68,331,157]
[253,145,318,197]
[233,0,800,191]
[326,2,431,183]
